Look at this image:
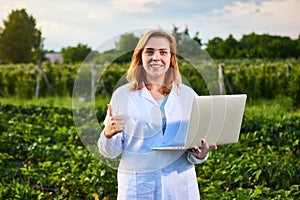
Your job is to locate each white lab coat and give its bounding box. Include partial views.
[98,82,208,200]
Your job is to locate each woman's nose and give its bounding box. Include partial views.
[152,51,160,60]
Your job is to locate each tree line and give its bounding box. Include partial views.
[206,33,300,59]
[92,28,300,64]
[0,9,299,64]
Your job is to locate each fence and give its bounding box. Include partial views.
[0,60,299,107]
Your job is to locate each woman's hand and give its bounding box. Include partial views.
[187,139,217,159]
[104,104,124,139]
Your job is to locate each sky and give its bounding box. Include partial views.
[0,0,299,52]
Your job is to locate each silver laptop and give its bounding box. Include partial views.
[151,94,247,150]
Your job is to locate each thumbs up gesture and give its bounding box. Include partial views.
[104,104,125,139]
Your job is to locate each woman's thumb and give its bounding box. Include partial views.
[107,104,113,117]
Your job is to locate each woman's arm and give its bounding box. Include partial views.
[98,130,123,158]
[98,91,125,158]
[187,151,209,164]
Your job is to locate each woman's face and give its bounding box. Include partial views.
[141,37,171,82]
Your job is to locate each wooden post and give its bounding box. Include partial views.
[36,61,53,96]
[218,63,233,94]
[218,64,225,94]
[91,64,96,101]
[286,65,291,81]
[41,64,53,96]
[224,68,233,94]
[35,61,42,98]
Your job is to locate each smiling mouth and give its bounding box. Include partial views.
[149,64,164,68]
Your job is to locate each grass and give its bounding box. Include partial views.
[245,96,300,118]
[0,96,73,109]
[0,95,110,109]
[1,95,299,118]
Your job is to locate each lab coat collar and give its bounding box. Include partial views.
[139,82,180,102]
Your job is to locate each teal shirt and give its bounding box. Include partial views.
[156,94,169,135]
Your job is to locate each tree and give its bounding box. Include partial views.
[297,34,300,58]
[239,33,258,58]
[116,33,139,54]
[61,43,92,63]
[206,37,225,59]
[223,34,238,58]
[0,9,42,63]
[114,33,139,63]
[172,25,202,58]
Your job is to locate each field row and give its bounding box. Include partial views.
[0,102,299,199]
[0,60,300,108]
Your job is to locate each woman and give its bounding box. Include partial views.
[98,30,217,199]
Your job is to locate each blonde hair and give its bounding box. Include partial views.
[126,30,181,94]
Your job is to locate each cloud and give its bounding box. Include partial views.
[87,12,113,20]
[1,0,298,51]
[198,0,300,40]
[110,0,161,13]
[211,1,270,18]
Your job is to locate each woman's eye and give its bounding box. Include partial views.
[145,50,154,55]
[160,51,168,55]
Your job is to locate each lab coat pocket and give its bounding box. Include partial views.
[117,172,137,198]
[136,173,157,199]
